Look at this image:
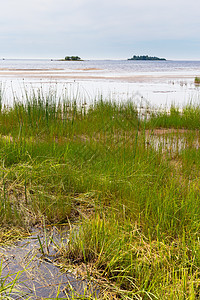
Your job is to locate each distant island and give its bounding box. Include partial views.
[128,55,166,61]
[64,56,83,61]
[53,56,83,62]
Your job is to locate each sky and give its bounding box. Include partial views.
[0,0,200,60]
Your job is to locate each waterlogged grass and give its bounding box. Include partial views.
[0,90,200,298]
[0,259,28,300]
[146,104,200,129]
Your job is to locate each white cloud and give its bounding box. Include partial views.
[0,0,200,58]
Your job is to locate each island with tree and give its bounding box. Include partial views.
[64,56,82,61]
[128,55,166,61]
[53,56,83,61]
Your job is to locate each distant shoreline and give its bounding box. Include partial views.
[128,55,166,61]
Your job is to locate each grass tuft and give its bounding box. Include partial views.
[194,76,200,84]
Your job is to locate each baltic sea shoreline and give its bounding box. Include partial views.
[0,67,197,82]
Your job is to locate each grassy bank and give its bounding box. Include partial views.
[0,89,200,299]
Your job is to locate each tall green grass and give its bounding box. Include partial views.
[0,88,200,298]
[194,76,200,84]
[146,104,200,129]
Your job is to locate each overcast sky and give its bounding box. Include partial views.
[1,0,200,60]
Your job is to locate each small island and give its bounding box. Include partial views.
[54,56,83,62]
[128,55,166,61]
[64,56,82,61]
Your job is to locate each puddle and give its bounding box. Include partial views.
[145,132,200,154]
[0,227,99,299]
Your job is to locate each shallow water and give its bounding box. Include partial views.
[145,129,200,154]
[0,59,200,108]
[0,227,98,299]
[1,59,200,74]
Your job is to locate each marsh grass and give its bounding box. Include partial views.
[146,104,200,129]
[0,88,200,298]
[0,260,26,299]
[194,76,200,84]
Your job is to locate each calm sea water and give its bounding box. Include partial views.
[1,59,200,73]
[0,59,200,107]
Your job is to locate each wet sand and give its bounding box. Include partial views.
[0,64,198,108]
[0,68,195,83]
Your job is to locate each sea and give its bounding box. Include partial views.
[0,59,200,108]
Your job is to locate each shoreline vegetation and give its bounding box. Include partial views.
[51,56,84,62]
[194,76,200,84]
[62,56,83,61]
[0,88,200,298]
[128,55,166,61]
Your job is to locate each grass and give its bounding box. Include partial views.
[0,261,28,299]
[0,88,200,298]
[194,76,200,84]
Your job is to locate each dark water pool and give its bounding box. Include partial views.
[0,227,99,299]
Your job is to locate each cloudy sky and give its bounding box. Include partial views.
[0,0,200,60]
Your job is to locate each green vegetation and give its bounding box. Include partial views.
[0,88,200,298]
[0,267,24,299]
[128,55,166,61]
[64,56,82,61]
[194,76,200,84]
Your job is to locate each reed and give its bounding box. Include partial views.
[194,76,200,84]
[0,87,200,298]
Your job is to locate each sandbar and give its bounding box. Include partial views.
[0,69,196,83]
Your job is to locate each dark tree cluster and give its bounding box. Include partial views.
[65,56,82,61]
[128,55,166,61]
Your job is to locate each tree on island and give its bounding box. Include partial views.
[128,55,166,61]
[65,56,82,61]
